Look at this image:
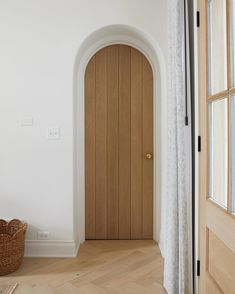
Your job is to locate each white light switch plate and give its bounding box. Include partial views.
[21,116,34,126]
[47,127,60,140]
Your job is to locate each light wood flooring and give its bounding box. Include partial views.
[0,240,166,294]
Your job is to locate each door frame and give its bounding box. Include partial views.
[73,24,167,247]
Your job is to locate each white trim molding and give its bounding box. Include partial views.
[73,24,167,252]
[24,239,80,258]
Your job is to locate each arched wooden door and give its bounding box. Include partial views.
[85,45,153,240]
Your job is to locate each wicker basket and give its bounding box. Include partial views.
[0,219,27,276]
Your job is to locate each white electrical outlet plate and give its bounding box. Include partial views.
[46,127,60,140]
[37,231,50,240]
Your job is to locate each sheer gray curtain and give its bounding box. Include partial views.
[163,0,193,293]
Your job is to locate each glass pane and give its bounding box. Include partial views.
[231,0,235,86]
[208,0,227,95]
[209,98,228,208]
[232,96,235,212]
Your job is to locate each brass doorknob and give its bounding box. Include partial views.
[145,153,152,159]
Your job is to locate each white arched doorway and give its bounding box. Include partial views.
[73,24,167,249]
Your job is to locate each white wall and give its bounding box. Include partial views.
[0,0,167,256]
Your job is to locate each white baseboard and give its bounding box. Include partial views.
[24,239,80,258]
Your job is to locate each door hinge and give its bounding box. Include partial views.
[198,136,201,152]
[197,11,200,27]
[197,260,201,276]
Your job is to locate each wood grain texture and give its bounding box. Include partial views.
[142,57,153,239]
[85,56,96,239]
[95,48,108,239]
[206,200,235,253]
[198,0,210,291]
[107,45,119,239]
[199,0,235,292]
[85,45,153,240]
[131,47,143,239]
[2,241,165,294]
[206,273,222,294]
[208,230,235,294]
[118,45,131,239]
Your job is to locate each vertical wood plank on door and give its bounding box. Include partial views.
[85,45,153,240]
[131,48,143,239]
[95,48,108,239]
[118,45,131,239]
[85,56,96,239]
[142,58,153,239]
[107,45,119,239]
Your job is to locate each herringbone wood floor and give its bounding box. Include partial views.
[0,240,166,293]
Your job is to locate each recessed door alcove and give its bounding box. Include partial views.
[74,24,167,247]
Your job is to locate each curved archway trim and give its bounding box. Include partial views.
[73,24,167,247]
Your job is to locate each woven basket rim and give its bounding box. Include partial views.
[0,219,27,245]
